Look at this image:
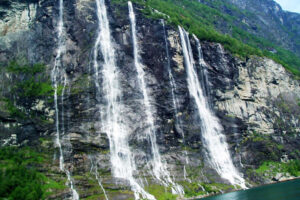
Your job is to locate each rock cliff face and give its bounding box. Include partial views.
[0,0,299,199]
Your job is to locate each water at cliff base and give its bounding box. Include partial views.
[202,179,300,200]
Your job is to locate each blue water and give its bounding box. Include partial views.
[202,179,300,200]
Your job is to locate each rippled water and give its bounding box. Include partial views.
[203,179,300,200]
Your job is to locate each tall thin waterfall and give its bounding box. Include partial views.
[51,0,79,199]
[193,35,210,100]
[178,26,246,188]
[128,2,184,195]
[161,20,189,178]
[93,0,154,199]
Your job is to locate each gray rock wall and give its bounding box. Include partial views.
[0,0,299,199]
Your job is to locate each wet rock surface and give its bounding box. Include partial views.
[0,0,299,199]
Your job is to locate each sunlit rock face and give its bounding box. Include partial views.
[0,0,299,199]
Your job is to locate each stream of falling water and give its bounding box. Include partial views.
[178,26,246,189]
[161,20,190,180]
[93,0,154,199]
[193,35,210,100]
[89,156,109,200]
[51,0,79,199]
[128,2,184,195]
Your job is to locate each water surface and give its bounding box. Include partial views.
[203,179,300,200]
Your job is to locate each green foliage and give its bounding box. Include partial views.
[243,132,283,150]
[180,181,234,197]
[112,0,300,77]
[2,98,25,118]
[286,160,300,176]
[15,77,53,97]
[0,147,44,200]
[180,182,206,197]
[0,146,67,200]
[145,184,177,200]
[6,61,45,75]
[5,61,54,98]
[256,160,300,177]
[240,131,285,162]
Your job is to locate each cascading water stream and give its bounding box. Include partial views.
[51,0,79,199]
[178,26,246,189]
[128,2,184,195]
[89,156,109,200]
[93,0,154,199]
[161,20,190,179]
[193,35,210,100]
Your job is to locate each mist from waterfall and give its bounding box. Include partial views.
[128,2,184,195]
[51,0,79,199]
[178,26,246,188]
[93,0,154,199]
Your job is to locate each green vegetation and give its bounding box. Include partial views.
[180,182,206,197]
[6,61,46,75]
[180,181,234,197]
[145,184,177,200]
[0,146,67,200]
[240,131,285,162]
[112,0,300,77]
[4,61,54,98]
[256,160,300,177]
[242,131,283,150]
[2,98,25,118]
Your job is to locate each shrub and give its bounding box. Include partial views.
[4,61,54,98]
[0,147,44,200]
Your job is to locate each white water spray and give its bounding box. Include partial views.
[128,2,184,195]
[51,0,79,199]
[178,26,246,188]
[93,0,154,199]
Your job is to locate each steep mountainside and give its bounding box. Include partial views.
[0,0,299,200]
[209,0,300,56]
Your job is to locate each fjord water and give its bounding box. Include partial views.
[51,0,79,199]
[128,2,184,195]
[178,26,246,188]
[203,179,300,200]
[93,0,153,199]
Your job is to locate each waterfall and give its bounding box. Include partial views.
[51,0,79,199]
[93,0,154,199]
[178,26,246,188]
[161,20,189,177]
[128,2,184,195]
[89,156,109,200]
[193,35,210,100]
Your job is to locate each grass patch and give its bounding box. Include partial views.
[145,184,177,200]
[256,160,300,177]
[180,181,234,197]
